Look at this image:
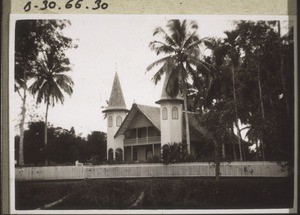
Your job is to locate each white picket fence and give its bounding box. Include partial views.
[15,161,289,181]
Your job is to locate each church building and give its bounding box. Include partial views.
[102,72,209,162]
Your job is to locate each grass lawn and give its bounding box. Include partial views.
[15,177,294,210]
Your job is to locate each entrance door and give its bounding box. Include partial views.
[146,146,153,161]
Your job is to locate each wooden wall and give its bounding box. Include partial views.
[15,162,289,181]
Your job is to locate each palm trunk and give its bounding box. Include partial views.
[44,100,50,165]
[183,88,191,154]
[257,61,266,161]
[18,83,27,166]
[232,65,243,161]
[214,140,220,183]
[277,20,290,114]
[280,58,289,114]
[231,124,237,161]
[255,140,260,160]
[221,143,225,159]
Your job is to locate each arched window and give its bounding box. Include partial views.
[116,116,122,127]
[172,107,178,119]
[115,148,123,162]
[162,107,168,120]
[108,148,114,161]
[108,116,113,127]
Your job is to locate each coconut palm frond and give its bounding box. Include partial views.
[153,27,177,47]
[182,31,199,49]
[55,74,74,96]
[165,64,181,98]
[187,55,216,75]
[35,60,50,75]
[186,37,209,51]
[35,80,49,104]
[186,62,202,89]
[151,64,166,85]
[188,20,199,31]
[149,41,176,55]
[51,57,72,73]
[149,40,170,48]
[49,82,65,105]
[53,65,72,74]
[166,20,182,46]
[146,55,174,72]
[30,54,74,106]
[28,76,45,95]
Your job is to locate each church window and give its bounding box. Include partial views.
[172,107,178,119]
[108,148,114,161]
[108,116,113,127]
[116,116,122,127]
[162,107,168,120]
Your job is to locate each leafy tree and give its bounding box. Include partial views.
[23,121,48,165]
[221,31,245,161]
[15,20,75,166]
[85,131,107,163]
[147,20,214,153]
[234,21,284,161]
[15,20,42,166]
[17,121,107,165]
[27,20,75,165]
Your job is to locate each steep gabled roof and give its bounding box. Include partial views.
[103,72,128,113]
[136,104,161,130]
[114,103,160,138]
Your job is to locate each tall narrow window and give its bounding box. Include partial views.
[172,107,178,119]
[108,116,113,127]
[133,146,138,161]
[115,148,123,161]
[108,148,114,161]
[116,116,122,127]
[162,107,168,120]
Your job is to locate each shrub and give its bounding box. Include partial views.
[146,155,161,163]
[161,142,190,164]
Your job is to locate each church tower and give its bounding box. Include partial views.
[156,73,183,146]
[103,72,128,160]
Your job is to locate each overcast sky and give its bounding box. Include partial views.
[12,15,292,137]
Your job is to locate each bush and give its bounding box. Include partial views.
[146,155,161,163]
[161,142,191,164]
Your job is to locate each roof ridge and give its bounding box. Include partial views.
[136,103,159,109]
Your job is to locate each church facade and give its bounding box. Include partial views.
[102,72,210,162]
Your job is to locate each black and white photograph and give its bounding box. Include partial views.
[10,14,297,213]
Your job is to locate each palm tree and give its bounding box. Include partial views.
[146,20,214,153]
[15,65,30,166]
[223,31,244,161]
[29,47,74,165]
[15,20,40,166]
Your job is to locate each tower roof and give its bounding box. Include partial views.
[103,72,128,113]
[156,72,183,104]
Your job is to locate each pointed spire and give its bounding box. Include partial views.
[103,72,128,112]
[156,72,183,104]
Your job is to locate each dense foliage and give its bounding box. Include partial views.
[193,21,294,164]
[15,20,76,166]
[14,121,107,166]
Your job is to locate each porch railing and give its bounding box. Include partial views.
[124,136,160,145]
